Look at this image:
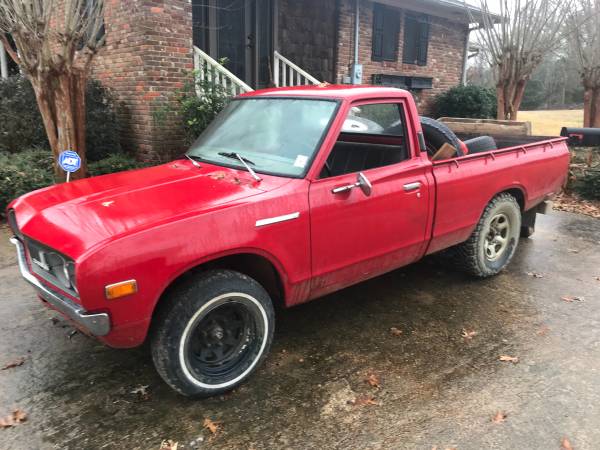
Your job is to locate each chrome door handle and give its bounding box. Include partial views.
[332,183,358,194]
[403,182,421,192]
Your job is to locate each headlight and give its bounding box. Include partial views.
[26,239,77,295]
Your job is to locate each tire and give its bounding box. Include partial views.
[520,209,537,238]
[420,117,464,157]
[463,136,498,154]
[151,270,275,397]
[452,193,522,277]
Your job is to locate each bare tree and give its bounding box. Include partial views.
[471,0,569,120]
[566,0,600,127]
[0,0,105,180]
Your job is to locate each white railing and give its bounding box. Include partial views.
[193,46,253,96]
[273,51,320,87]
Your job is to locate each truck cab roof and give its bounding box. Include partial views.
[239,84,411,101]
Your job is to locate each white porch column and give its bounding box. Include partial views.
[0,41,8,79]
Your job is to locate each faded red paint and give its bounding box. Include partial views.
[7,86,570,348]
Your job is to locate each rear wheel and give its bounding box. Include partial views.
[151,270,275,397]
[452,193,521,277]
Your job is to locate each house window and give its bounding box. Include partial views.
[403,13,430,66]
[372,3,400,62]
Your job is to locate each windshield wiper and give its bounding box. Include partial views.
[185,154,202,168]
[218,152,262,182]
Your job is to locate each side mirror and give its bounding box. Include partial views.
[357,172,372,196]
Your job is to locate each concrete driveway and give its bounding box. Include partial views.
[1,211,599,450]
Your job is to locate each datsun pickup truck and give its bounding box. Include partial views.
[7,86,569,397]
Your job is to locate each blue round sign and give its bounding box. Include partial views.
[58,150,81,173]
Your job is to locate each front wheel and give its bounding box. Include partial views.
[151,270,275,397]
[453,193,522,277]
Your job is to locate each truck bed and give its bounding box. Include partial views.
[426,136,570,255]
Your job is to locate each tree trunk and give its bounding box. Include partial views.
[30,71,88,182]
[584,86,600,128]
[497,78,528,121]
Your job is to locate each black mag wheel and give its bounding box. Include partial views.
[151,270,275,397]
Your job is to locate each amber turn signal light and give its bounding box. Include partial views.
[105,280,138,300]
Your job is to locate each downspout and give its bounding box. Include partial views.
[351,0,360,84]
[461,26,471,85]
[0,41,8,80]
[354,0,359,67]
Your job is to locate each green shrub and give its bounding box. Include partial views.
[0,76,121,161]
[88,153,150,176]
[574,169,600,200]
[0,149,55,212]
[155,69,231,145]
[85,80,122,161]
[0,77,48,153]
[434,85,497,119]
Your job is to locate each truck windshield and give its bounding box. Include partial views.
[187,98,338,178]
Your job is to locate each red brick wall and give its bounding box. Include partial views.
[92,0,193,162]
[336,0,468,114]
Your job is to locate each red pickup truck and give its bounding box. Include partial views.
[8,85,569,397]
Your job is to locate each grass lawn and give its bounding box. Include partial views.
[519,109,583,136]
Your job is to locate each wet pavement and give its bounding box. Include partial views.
[0,211,599,450]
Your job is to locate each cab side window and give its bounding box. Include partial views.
[320,103,409,178]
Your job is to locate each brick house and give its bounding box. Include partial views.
[78,0,486,160]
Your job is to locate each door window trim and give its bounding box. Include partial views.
[310,99,413,182]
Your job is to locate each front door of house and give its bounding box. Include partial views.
[192,0,273,89]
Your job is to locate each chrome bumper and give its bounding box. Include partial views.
[10,237,110,336]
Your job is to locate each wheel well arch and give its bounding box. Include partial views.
[487,186,526,212]
[153,252,286,320]
[502,187,526,211]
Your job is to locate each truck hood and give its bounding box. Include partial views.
[10,160,287,258]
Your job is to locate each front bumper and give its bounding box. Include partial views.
[10,237,111,336]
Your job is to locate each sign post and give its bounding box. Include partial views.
[58,150,81,182]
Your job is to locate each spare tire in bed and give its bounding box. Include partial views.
[420,117,464,157]
[463,136,498,154]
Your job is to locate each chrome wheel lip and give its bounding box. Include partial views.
[484,213,511,261]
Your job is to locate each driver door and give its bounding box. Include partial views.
[308,101,431,298]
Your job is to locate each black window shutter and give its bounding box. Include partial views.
[372,5,384,60]
[417,16,430,66]
[402,14,418,64]
[382,9,400,61]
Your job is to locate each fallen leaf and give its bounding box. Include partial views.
[561,295,585,303]
[499,355,519,364]
[461,329,478,340]
[350,395,379,406]
[365,372,380,389]
[526,272,545,278]
[1,357,25,370]
[561,437,573,450]
[130,385,150,396]
[390,327,403,336]
[537,325,550,336]
[0,409,27,428]
[492,411,507,423]
[203,418,221,435]
[159,440,178,450]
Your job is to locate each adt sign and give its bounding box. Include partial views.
[58,150,81,181]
